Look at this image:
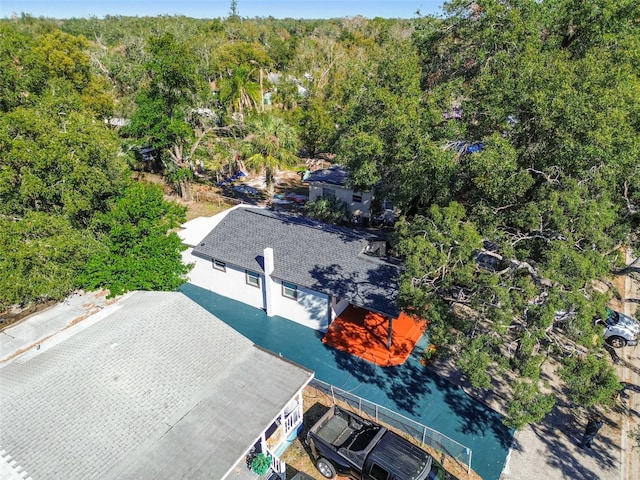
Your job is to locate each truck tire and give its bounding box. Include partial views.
[316,457,337,479]
[607,336,627,348]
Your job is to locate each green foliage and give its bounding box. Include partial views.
[0,212,98,308]
[34,30,91,91]
[304,196,350,225]
[218,65,262,114]
[250,453,272,475]
[457,335,495,389]
[395,202,482,315]
[166,167,194,190]
[0,104,129,226]
[124,32,199,153]
[299,96,336,157]
[242,114,298,193]
[559,356,623,408]
[0,22,43,111]
[387,0,639,428]
[504,380,556,430]
[79,182,191,297]
[512,333,544,379]
[417,298,455,348]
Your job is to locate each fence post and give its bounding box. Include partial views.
[422,426,426,447]
[467,448,472,476]
[359,398,362,415]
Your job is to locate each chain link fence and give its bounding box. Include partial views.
[309,378,473,476]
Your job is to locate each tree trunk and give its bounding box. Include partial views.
[180,179,192,202]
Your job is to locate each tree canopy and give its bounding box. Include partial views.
[80,182,190,297]
[377,0,636,425]
[0,19,192,308]
[1,5,638,428]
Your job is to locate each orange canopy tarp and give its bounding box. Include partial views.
[322,305,426,367]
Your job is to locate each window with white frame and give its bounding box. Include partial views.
[212,259,226,271]
[282,281,298,300]
[322,187,336,198]
[246,270,260,287]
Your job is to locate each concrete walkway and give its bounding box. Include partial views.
[0,291,116,364]
[503,344,639,480]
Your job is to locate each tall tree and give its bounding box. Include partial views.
[335,0,639,426]
[242,114,298,195]
[218,65,262,114]
[124,32,201,200]
[0,88,128,227]
[0,20,191,308]
[0,212,98,308]
[214,41,271,114]
[80,182,191,297]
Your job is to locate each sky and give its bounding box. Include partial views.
[0,0,446,20]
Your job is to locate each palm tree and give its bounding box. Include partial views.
[218,65,261,114]
[242,114,299,195]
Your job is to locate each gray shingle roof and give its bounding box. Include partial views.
[0,291,313,480]
[192,207,401,317]
[305,165,349,186]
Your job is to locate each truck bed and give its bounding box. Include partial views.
[311,406,381,451]
[314,414,354,445]
[308,406,438,479]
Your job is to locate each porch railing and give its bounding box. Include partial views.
[283,403,302,435]
[265,447,286,479]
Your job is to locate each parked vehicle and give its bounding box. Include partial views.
[595,308,640,348]
[307,405,451,480]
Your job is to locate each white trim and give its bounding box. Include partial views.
[282,281,298,300]
[246,270,260,287]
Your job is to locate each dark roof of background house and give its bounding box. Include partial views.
[192,207,401,317]
[305,165,349,186]
[0,291,313,480]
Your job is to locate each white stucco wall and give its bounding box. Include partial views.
[182,248,211,290]
[269,281,330,331]
[214,263,265,310]
[183,250,264,310]
[183,248,330,330]
[308,184,373,218]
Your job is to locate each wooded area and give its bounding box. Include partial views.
[1,0,638,428]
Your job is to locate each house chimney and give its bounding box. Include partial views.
[264,247,275,316]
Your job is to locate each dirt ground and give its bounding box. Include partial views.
[178,168,306,220]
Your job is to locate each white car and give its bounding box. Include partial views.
[595,308,640,348]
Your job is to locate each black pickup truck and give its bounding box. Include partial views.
[307,405,451,480]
